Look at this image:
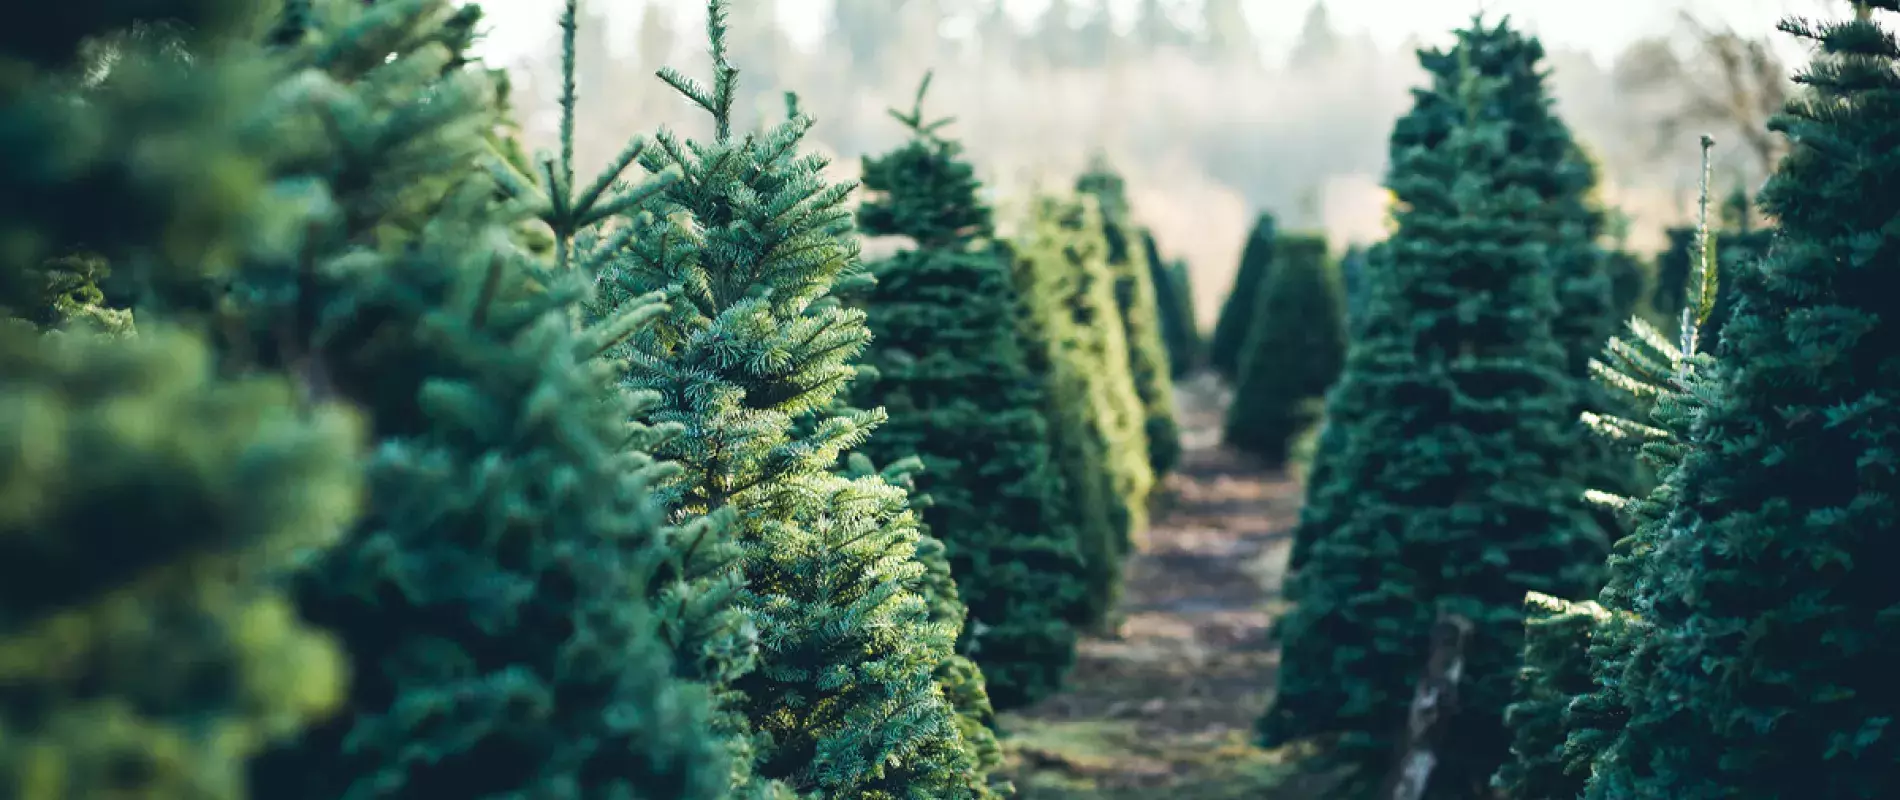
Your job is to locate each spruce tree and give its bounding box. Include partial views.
[1259,24,1605,797]
[1223,233,1345,466]
[1578,6,1900,796]
[1078,158,1184,477]
[850,75,1089,712]
[1006,195,1153,628]
[1210,212,1277,378]
[1337,244,1370,333]
[592,4,991,795]
[1144,230,1201,377]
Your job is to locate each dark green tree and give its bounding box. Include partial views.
[849,74,1089,711]
[1223,233,1345,466]
[1576,6,1900,796]
[1144,231,1201,377]
[1210,212,1277,378]
[592,5,993,795]
[1006,195,1153,629]
[1078,157,1184,477]
[124,2,742,797]
[1259,23,1605,797]
[1337,244,1369,332]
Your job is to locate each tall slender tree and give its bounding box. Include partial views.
[1210,212,1277,378]
[592,4,993,795]
[1260,21,1605,797]
[1144,230,1201,376]
[850,73,1090,711]
[1078,157,1183,477]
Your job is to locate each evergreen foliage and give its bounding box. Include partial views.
[49,2,745,797]
[1078,158,1183,477]
[1575,7,1900,796]
[591,6,992,795]
[850,75,1088,712]
[0,327,363,800]
[1494,594,1608,800]
[1209,212,1277,378]
[1259,22,1606,796]
[1005,195,1153,628]
[1223,233,1345,466]
[1649,221,1771,352]
[1144,231,1201,377]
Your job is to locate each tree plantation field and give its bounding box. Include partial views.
[4,1,1900,799]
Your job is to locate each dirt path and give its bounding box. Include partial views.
[997,374,1324,799]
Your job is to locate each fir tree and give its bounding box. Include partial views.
[850,74,1089,712]
[1144,230,1201,377]
[1493,593,1609,800]
[1210,212,1277,378]
[1578,6,1900,796]
[73,2,744,797]
[1006,194,1153,628]
[592,4,991,795]
[1078,157,1184,477]
[0,327,363,800]
[1223,233,1345,466]
[1259,23,1605,797]
[0,12,365,798]
[1649,219,1771,352]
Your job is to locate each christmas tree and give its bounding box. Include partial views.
[1209,212,1277,378]
[1077,158,1183,477]
[0,10,363,799]
[850,74,1088,711]
[591,4,992,794]
[1006,194,1154,628]
[1259,22,1605,796]
[64,2,743,796]
[1577,5,1900,796]
[1223,233,1345,466]
[1144,230,1201,377]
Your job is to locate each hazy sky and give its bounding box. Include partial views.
[473,0,1839,65]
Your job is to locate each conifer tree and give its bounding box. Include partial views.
[0,12,367,798]
[1144,231,1201,377]
[1078,158,1184,477]
[850,74,1089,711]
[0,327,364,800]
[591,4,991,795]
[65,2,743,797]
[1576,6,1900,796]
[1223,233,1345,466]
[1006,195,1153,627]
[1259,23,1605,796]
[1210,212,1277,378]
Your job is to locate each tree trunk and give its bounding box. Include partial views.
[1381,611,1476,800]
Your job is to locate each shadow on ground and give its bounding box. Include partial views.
[994,373,1335,799]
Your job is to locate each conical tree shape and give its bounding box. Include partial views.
[1578,7,1900,797]
[1223,233,1346,466]
[1006,195,1153,628]
[591,5,991,795]
[850,76,1089,712]
[1078,158,1184,477]
[1259,20,1605,797]
[1144,230,1201,377]
[1210,212,1277,378]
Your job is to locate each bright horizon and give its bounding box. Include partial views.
[471,0,1838,66]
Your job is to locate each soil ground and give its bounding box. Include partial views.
[994,374,1334,799]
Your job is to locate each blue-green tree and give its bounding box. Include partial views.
[592,4,993,795]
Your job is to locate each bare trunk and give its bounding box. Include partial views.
[1381,611,1475,800]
